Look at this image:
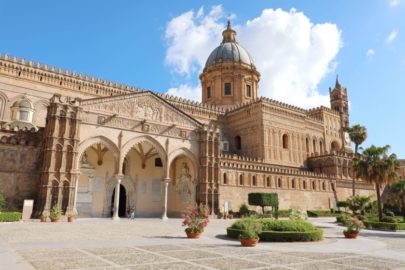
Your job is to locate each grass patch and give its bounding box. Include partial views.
[0,212,21,222]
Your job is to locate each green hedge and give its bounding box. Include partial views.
[0,212,21,222]
[364,221,405,231]
[277,209,292,218]
[227,218,323,242]
[307,210,338,217]
[226,227,323,242]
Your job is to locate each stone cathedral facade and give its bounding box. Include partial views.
[0,22,374,218]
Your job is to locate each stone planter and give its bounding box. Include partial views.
[186,231,201,239]
[343,230,359,239]
[240,239,258,247]
[40,216,47,222]
[68,216,75,222]
[50,218,60,223]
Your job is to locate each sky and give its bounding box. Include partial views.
[0,0,404,157]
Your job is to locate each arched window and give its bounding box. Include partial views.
[313,139,316,153]
[252,176,257,186]
[155,158,163,167]
[331,183,335,192]
[312,181,316,190]
[223,173,227,185]
[303,181,307,190]
[235,136,242,150]
[282,134,289,149]
[246,84,252,97]
[322,182,326,191]
[278,178,282,188]
[207,87,211,99]
[266,177,270,187]
[224,82,232,96]
[306,138,309,153]
[239,174,244,186]
[331,141,339,151]
[291,179,296,189]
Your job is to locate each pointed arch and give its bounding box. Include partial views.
[168,147,199,176]
[120,135,167,174]
[76,136,119,172]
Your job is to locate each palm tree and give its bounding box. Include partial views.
[355,145,400,221]
[347,124,367,196]
[389,180,405,220]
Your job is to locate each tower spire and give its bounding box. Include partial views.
[335,75,341,89]
[222,20,237,43]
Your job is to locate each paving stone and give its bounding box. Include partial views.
[161,250,223,260]
[247,253,311,265]
[85,247,141,255]
[102,253,173,266]
[208,247,276,257]
[127,262,207,270]
[284,252,355,260]
[330,256,405,270]
[29,257,111,270]
[195,257,267,270]
[136,244,189,252]
[292,261,365,270]
[18,249,85,261]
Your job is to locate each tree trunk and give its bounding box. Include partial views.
[261,206,265,215]
[352,144,359,197]
[376,182,383,221]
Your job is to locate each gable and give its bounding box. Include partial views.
[81,92,201,129]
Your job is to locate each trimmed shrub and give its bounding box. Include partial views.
[227,218,323,242]
[381,216,397,223]
[307,210,337,217]
[0,212,21,222]
[248,193,279,214]
[239,203,249,217]
[364,221,405,231]
[289,209,308,220]
[337,201,349,209]
[277,209,292,218]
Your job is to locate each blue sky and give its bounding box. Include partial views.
[0,0,404,157]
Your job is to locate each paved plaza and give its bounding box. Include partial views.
[0,217,404,270]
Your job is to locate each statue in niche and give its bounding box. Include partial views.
[176,162,194,203]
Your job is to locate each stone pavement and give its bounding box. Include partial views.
[0,217,404,270]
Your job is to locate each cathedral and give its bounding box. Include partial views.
[0,22,374,218]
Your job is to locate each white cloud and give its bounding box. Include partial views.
[164,7,342,108]
[386,29,399,44]
[389,0,400,7]
[366,49,375,58]
[166,84,202,101]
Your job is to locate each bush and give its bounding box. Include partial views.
[289,209,308,220]
[336,214,350,225]
[277,209,292,218]
[337,201,349,209]
[0,212,21,222]
[248,193,279,214]
[364,221,405,231]
[239,203,249,217]
[384,210,395,217]
[307,210,337,217]
[227,218,323,242]
[380,216,397,223]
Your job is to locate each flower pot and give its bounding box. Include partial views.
[40,216,47,222]
[68,216,75,223]
[50,218,60,223]
[343,231,359,239]
[186,231,201,239]
[240,239,258,247]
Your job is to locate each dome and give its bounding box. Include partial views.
[205,43,255,68]
[204,21,255,69]
[12,98,33,109]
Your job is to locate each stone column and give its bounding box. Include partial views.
[161,178,170,221]
[112,175,122,220]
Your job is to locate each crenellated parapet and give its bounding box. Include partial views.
[307,150,353,180]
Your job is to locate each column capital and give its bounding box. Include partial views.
[162,178,171,184]
[115,174,124,182]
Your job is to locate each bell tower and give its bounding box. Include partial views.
[329,76,349,129]
[200,21,260,108]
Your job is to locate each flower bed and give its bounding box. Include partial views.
[0,212,22,222]
[363,221,405,231]
[227,218,323,242]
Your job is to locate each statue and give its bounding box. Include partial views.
[176,162,194,202]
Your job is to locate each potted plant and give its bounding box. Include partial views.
[67,209,78,222]
[40,210,49,222]
[50,206,61,222]
[343,217,364,239]
[182,204,210,239]
[239,220,262,247]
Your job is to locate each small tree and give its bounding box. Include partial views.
[389,179,405,220]
[248,193,278,214]
[347,195,371,215]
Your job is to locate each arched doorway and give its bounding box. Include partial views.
[111,184,127,217]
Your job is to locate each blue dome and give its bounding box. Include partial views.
[205,42,255,69]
